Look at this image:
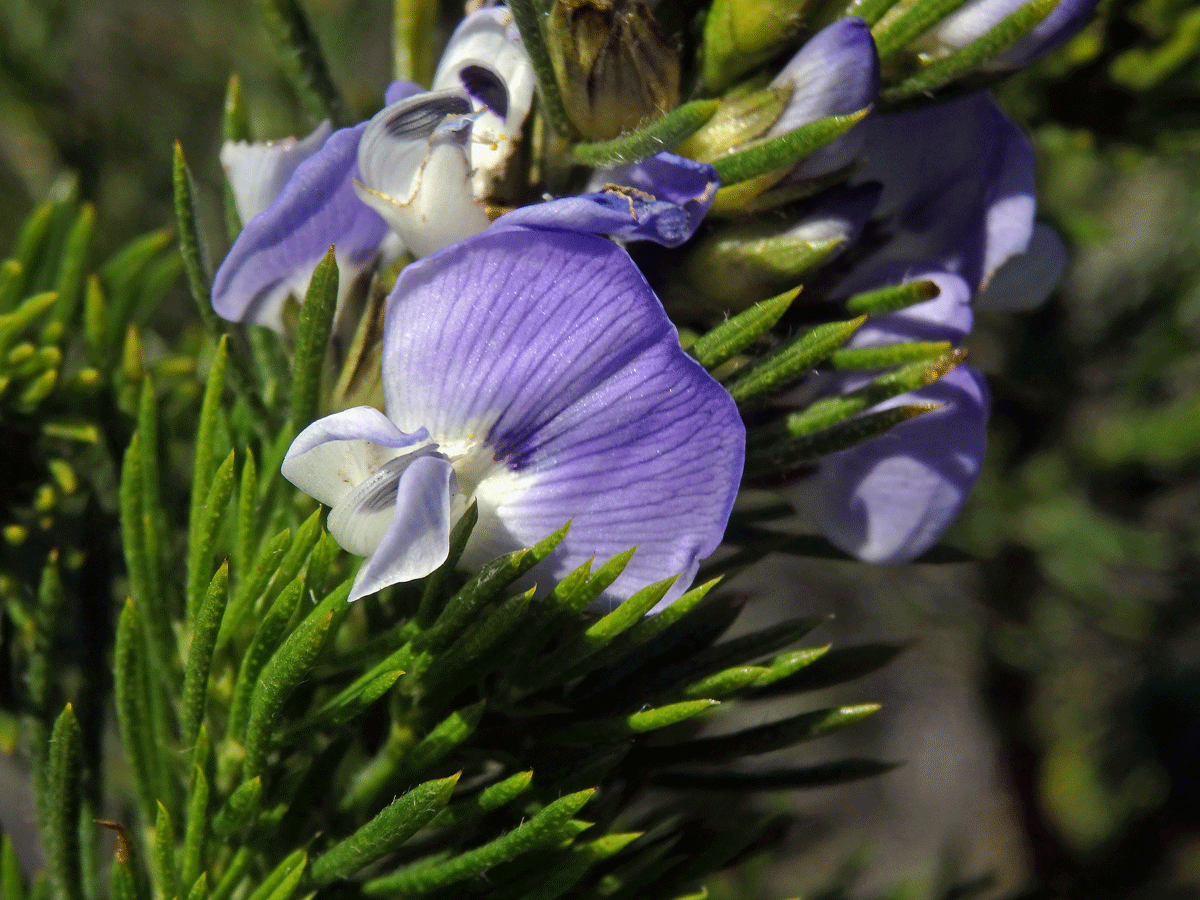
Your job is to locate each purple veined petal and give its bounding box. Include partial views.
[922,0,1099,70]
[385,80,425,106]
[975,223,1066,310]
[768,17,879,179]
[211,123,389,329]
[854,91,1035,290]
[799,365,989,564]
[354,90,491,258]
[282,406,431,508]
[221,121,332,225]
[432,6,536,190]
[380,227,744,607]
[500,153,718,247]
[835,261,974,345]
[348,454,458,601]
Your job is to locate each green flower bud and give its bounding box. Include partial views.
[702,0,814,92]
[675,86,792,163]
[546,0,680,141]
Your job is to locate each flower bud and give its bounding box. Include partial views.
[546,0,680,140]
[702,0,814,92]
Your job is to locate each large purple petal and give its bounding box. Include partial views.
[212,123,388,328]
[801,365,988,564]
[769,18,879,179]
[854,92,1035,291]
[382,228,744,607]
[499,153,718,247]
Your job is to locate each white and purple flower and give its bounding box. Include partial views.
[281,223,744,607]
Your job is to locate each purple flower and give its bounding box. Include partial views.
[785,264,988,564]
[282,225,745,607]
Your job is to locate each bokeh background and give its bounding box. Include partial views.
[2,0,1199,896]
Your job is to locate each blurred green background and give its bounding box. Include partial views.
[2,0,1200,897]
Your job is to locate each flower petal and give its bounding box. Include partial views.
[801,365,988,564]
[923,0,1099,70]
[349,454,458,601]
[282,406,430,508]
[855,91,1035,290]
[212,123,388,329]
[499,153,718,247]
[769,17,879,178]
[354,90,491,257]
[221,121,333,225]
[432,6,536,190]
[382,227,744,607]
[974,222,1066,310]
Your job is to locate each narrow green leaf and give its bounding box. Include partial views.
[403,701,485,778]
[0,259,24,313]
[47,203,94,329]
[681,665,770,699]
[654,758,900,789]
[872,0,974,59]
[884,0,1056,100]
[108,858,141,900]
[10,203,52,298]
[300,663,404,732]
[229,573,304,736]
[234,450,258,576]
[752,645,832,687]
[180,764,208,890]
[189,338,228,608]
[113,601,163,823]
[421,587,535,700]
[154,802,180,900]
[173,143,221,337]
[689,288,799,370]
[289,248,338,432]
[2,834,27,900]
[752,641,909,696]
[222,75,250,238]
[651,704,880,762]
[393,0,438,83]
[363,790,595,895]
[585,575,678,644]
[712,109,869,186]
[221,525,294,644]
[245,850,306,900]
[209,847,252,900]
[748,403,940,473]
[553,700,720,743]
[786,349,963,437]
[27,552,63,719]
[182,563,229,752]
[572,99,720,165]
[508,0,576,138]
[255,0,350,125]
[727,316,865,404]
[519,832,643,900]
[243,582,346,776]
[428,770,534,828]
[845,0,904,25]
[310,774,459,884]
[44,705,84,900]
[186,872,208,900]
[831,340,953,369]
[188,451,237,623]
[843,278,940,316]
[0,291,56,358]
[211,777,263,837]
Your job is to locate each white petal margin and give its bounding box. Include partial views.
[433,6,536,192]
[354,90,491,258]
[975,223,1066,310]
[221,122,333,225]
[281,406,431,508]
[348,455,458,601]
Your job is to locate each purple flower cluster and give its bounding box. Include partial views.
[212,0,1096,604]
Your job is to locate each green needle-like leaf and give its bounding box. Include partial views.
[154,803,180,900]
[421,587,536,702]
[429,770,534,828]
[712,109,869,186]
[728,317,865,404]
[234,450,258,576]
[872,0,974,59]
[310,774,459,884]
[187,450,236,623]
[553,700,720,743]
[44,705,84,900]
[508,0,576,138]
[209,848,252,900]
[245,850,306,900]
[364,790,595,895]
[393,0,438,83]
[681,665,769,699]
[882,0,1056,100]
[180,764,208,891]
[689,288,798,370]
[844,0,904,26]
[650,704,880,762]
[0,259,24,313]
[290,248,338,433]
[402,701,486,778]
[255,0,350,125]
[185,872,207,900]
[585,575,679,645]
[831,341,954,369]
[222,75,250,239]
[0,291,55,359]
[46,203,93,330]
[229,573,307,735]
[173,143,222,337]
[520,832,643,900]
[211,777,263,837]
[2,834,27,900]
[572,100,720,165]
[182,562,229,752]
[113,601,161,823]
[189,338,228,609]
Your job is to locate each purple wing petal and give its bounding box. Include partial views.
[854,91,1035,290]
[382,228,744,606]
[498,153,718,247]
[212,123,388,329]
[349,454,458,601]
[221,122,332,225]
[801,365,988,564]
[769,18,879,179]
